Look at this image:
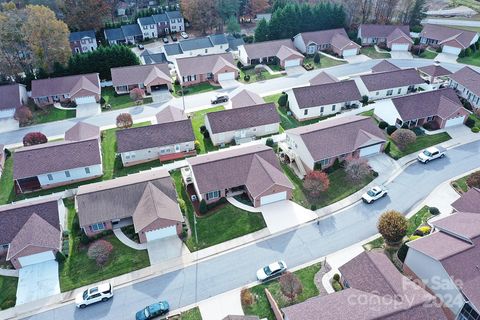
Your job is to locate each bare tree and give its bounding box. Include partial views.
[360,0,373,23]
[279,272,303,302]
[345,159,372,183]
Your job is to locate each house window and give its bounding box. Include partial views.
[317,159,329,167]
[65,171,71,178]
[304,109,308,115]
[427,116,435,122]
[397,88,402,94]
[376,91,379,96]
[332,105,336,111]
[205,49,208,53]
[320,107,324,113]
[85,167,91,174]
[386,89,393,96]
[206,190,220,200]
[90,222,105,232]
[459,302,480,320]
[47,174,53,181]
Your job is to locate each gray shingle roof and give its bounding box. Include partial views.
[297,28,350,46]
[121,24,142,37]
[451,188,480,213]
[31,73,100,99]
[116,119,194,153]
[309,72,338,86]
[175,53,236,78]
[179,37,214,51]
[360,68,424,91]
[13,139,102,179]
[111,63,171,87]
[163,43,183,55]
[227,35,245,51]
[64,122,100,142]
[0,83,25,111]
[209,34,228,45]
[141,50,168,64]
[420,24,477,48]
[449,66,480,97]
[360,24,410,38]
[371,60,400,73]
[241,39,295,59]
[152,13,168,23]
[138,16,155,25]
[292,80,361,108]
[105,28,125,41]
[206,103,279,134]
[418,64,452,78]
[69,30,96,42]
[155,105,186,124]
[230,89,264,108]
[165,10,182,20]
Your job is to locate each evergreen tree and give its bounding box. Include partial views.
[408,0,426,27]
[254,18,268,42]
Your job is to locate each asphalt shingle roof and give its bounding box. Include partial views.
[451,188,480,213]
[69,30,96,42]
[165,10,182,20]
[360,24,410,38]
[121,24,142,37]
[418,64,452,77]
[0,84,25,111]
[371,60,401,73]
[292,80,361,108]
[179,37,214,51]
[420,24,477,48]
[163,43,183,55]
[105,28,125,41]
[449,66,480,97]
[360,68,424,91]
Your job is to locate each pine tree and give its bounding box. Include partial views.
[254,18,269,42]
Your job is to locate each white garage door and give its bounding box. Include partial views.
[75,96,96,105]
[18,251,55,267]
[284,59,301,67]
[445,116,465,127]
[260,191,287,206]
[343,49,358,57]
[359,144,382,157]
[443,46,461,55]
[391,43,409,51]
[145,225,177,241]
[218,72,235,81]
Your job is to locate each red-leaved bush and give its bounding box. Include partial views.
[87,239,113,266]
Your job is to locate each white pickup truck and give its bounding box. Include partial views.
[417,146,446,163]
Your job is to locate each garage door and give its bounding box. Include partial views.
[151,84,168,91]
[443,46,461,55]
[75,96,96,105]
[284,59,301,68]
[260,191,287,206]
[445,116,465,127]
[145,225,177,241]
[359,144,382,157]
[391,43,409,51]
[343,49,358,57]
[218,72,235,81]
[18,251,55,267]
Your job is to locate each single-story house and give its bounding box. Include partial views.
[308,71,338,86]
[374,88,468,129]
[0,197,65,269]
[293,28,360,57]
[419,24,479,56]
[31,73,101,107]
[404,212,480,320]
[0,83,28,131]
[174,53,239,86]
[116,119,195,166]
[238,39,304,68]
[418,64,452,89]
[163,34,230,60]
[69,30,97,54]
[282,251,447,320]
[64,122,100,142]
[451,187,480,213]
[111,63,172,95]
[204,103,280,146]
[104,24,143,45]
[358,24,413,51]
[370,60,400,73]
[283,115,386,173]
[229,89,264,109]
[155,105,186,124]
[356,68,424,100]
[76,170,184,243]
[287,80,361,121]
[449,66,480,108]
[185,144,293,207]
[13,139,102,193]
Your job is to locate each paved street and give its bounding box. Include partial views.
[25,140,480,320]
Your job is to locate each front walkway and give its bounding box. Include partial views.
[261,200,317,234]
[226,197,262,212]
[113,228,147,250]
[16,260,60,306]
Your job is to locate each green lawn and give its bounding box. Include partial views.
[172,171,266,251]
[102,87,153,111]
[359,109,374,117]
[458,50,480,67]
[239,67,284,83]
[452,170,479,193]
[173,82,220,97]
[416,50,438,59]
[190,106,224,153]
[360,47,390,59]
[364,206,432,250]
[386,132,451,159]
[59,199,150,292]
[283,164,375,209]
[243,263,322,320]
[29,105,76,125]
[0,156,14,205]
[179,307,203,320]
[0,276,18,310]
[304,56,346,70]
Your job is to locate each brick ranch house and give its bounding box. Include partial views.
[76,170,183,243]
[238,39,305,68]
[184,144,293,208]
[449,66,480,109]
[419,24,478,56]
[174,53,239,86]
[281,115,386,175]
[374,88,469,129]
[0,83,28,132]
[293,28,361,57]
[111,63,172,95]
[358,24,413,51]
[0,197,65,269]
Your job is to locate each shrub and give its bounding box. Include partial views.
[417,225,431,234]
[397,242,409,262]
[55,251,66,263]
[278,93,288,107]
[237,61,243,69]
[333,273,340,281]
[130,88,145,104]
[304,171,330,197]
[465,117,475,128]
[331,280,343,292]
[313,162,322,171]
[279,272,303,302]
[401,123,409,129]
[243,74,250,81]
[436,46,442,53]
[194,140,201,151]
[378,121,388,130]
[14,106,33,125]
[200,125,207,133]
[391,129,416,150]
[265,138,274,147]
[202,130,210,139]
[411,127,425,136]
[466,171,480,189]
[23,132,48,146]
[414,38,420,45]
[386,125,397,135]
[199,199,207,214]
[377,210,408,245]
[80,233,91,245]
[177,198,186,213]
[423,121,439,131]
[87,239,113,267]
[466,48,473,56]
[345,158,371,183]
[174,79,180,85]
[116,113,133,129]
[408,235,421,241]
[313,52,320,64]
[310,204,317,211]
[472,127,480,133]
[240,288,254,306]
[361,95,369,105]
[100,96,106,105]
[429,207,440,215]
[384,141,391,154]
[459,50,465,58]
[411,25,422,33]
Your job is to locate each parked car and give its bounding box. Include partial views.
[180,31,189,39]
[75,283,113,308]
[256,260,287,282]
[135,301,170,320]
[170,34,177,42]
[417,146,446,163]
[137,44,145,50]
[162,37,169,44]
[362,186,388,204]
[211,94,229,105]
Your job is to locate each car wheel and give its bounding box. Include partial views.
[425,160,429,163]
[79,304,86,309]
[441,154,445,158]
[101,297,109,302]
[382,192,387,197]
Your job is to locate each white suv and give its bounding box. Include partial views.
[75,283,113,308]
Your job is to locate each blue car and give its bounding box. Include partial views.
[135,301,170,320]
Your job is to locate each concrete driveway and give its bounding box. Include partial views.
[261,200,317,234]
[151,90,172,103]
[390,51,413,59]
[344,55,370,64]
[285,66,305,76]
[147,236,190,265]
[219,80,242,90]
[16,260,60,305]
[435,53,458,64]
[367,153,399,179]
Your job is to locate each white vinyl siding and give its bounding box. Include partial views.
[38,164,103,187]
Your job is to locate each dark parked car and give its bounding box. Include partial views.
[135,301,169,320]
[170,34,177,42]
[211,94,229,105]
[162,37,169,44]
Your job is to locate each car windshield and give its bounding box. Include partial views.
[144,309,150,317]
[263,266,272,275]
[423,150,432,157]
[82,290,88,300]
[367,190,376,197]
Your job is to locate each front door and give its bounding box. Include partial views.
[175,144,180,152]
[240,130,246,138]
